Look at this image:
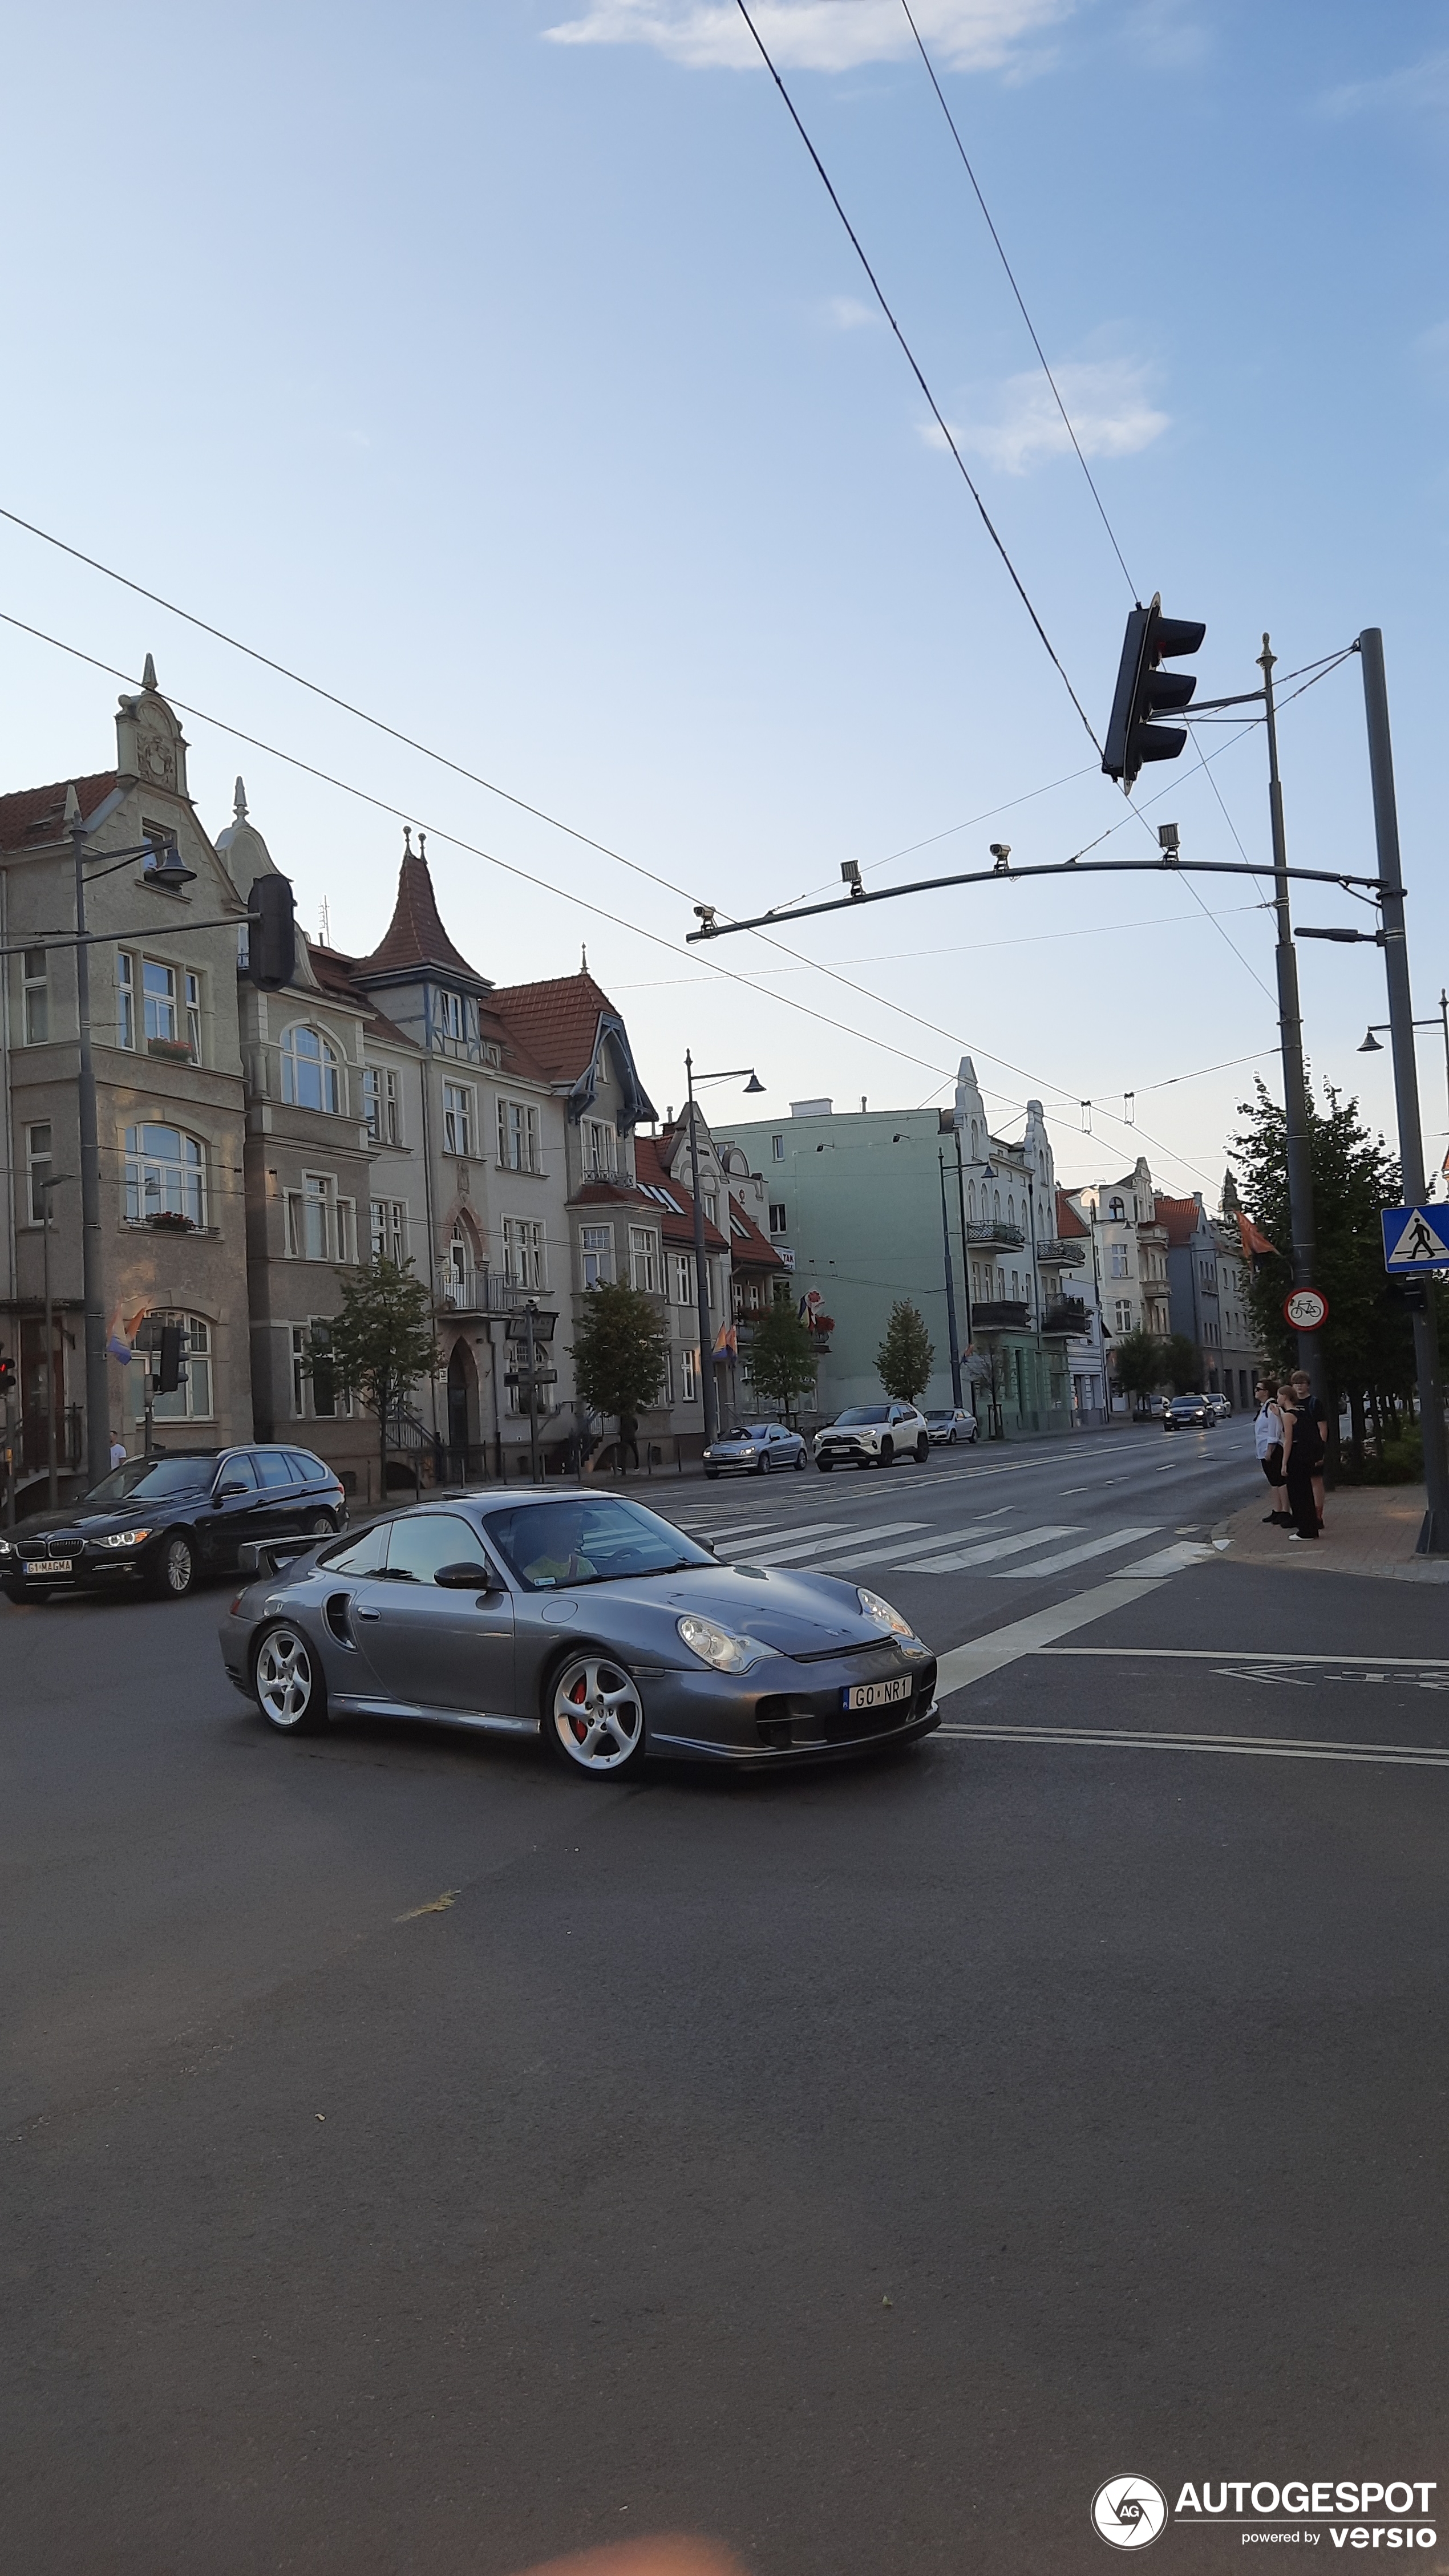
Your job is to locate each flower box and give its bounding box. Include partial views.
[147,1036,195,1063]
[146,1211,196,1232]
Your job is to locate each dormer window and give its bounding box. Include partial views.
[436,989,468,1043]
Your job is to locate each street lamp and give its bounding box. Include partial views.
[37,1170,75,1508]
[683,1056,763,1448]
[1355,996,1449,1170]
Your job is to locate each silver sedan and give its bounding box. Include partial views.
[218,1490,940,1779]
[702,1421,808,1478]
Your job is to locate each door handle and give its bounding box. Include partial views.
[356,1607,381,1622]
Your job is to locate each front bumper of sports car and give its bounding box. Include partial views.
[642,1641,938,1767]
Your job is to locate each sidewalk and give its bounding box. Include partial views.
[1215,1483,1449,1585]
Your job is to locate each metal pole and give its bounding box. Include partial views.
[67,794,110,1489]
[685,1055,717,1447]
[43,1193,57,1508]
[524,1301,541,1485]
[143,1356,155,1461]
[938,1150,963,1406]
[1358,627,1449,1552]
[1440,989,1449,1172]
[1258,639,1326,1412]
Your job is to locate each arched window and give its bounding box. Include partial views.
[968,1180,977,1221]
[281,1025,341,1113]
[124,1124,205,1226]
[1108,1195,1124,1221]
[993,1189,1001,1221]
[970,1119,979,1157]
[132,1314,213,1421]
[1007,1194,1015,1226]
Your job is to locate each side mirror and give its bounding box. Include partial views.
[682,1531,718,1556]
[216,1479,249,1501]
[434,1561,500,1591]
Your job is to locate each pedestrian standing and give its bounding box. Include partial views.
[1253,1379,1288,1524]
[1280,1384,1323,1540]
[1289,1369,1327,1532]
[109,1437,127,1471]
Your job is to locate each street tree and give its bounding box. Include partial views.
[1112,1326,1165,1412]
[568,1282,670,1472]
[747,1298,818,1417]
[1163,1332,1203,1393]
[318,1257,439,1492]
[877,1299,934,1406]
[1229,1075,1416,1467]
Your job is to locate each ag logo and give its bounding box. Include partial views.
[1092,2475,1168,2549]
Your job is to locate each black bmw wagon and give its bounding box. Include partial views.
[0,1447,346,1603]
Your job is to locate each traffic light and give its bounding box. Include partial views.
[157,1323,185,1394]
[0,1350,14,1394]
[1102,593,1206,788]
[247,873,297,989]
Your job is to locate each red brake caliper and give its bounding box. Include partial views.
[567,1674,589,1743]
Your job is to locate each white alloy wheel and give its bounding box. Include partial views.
[307,1511,334,1536]
[549,1654,644,1775]
[794,1447,806,1469]
[759,1449,771,1474]
[254,1623,325,1732]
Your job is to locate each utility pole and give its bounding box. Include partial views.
[1258,639,1326,1412]
[1358,628,1449,1553]
[938,1149,963,1406]
[684,1054,717,1449]
[67,791,110,1492]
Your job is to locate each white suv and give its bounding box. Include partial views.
[814,1403,931,1471]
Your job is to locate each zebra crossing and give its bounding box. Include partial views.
[672,1496,1169,1585]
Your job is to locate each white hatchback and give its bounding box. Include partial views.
[813,1404,932,1471]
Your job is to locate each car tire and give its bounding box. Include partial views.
[879,1437,895,1469]
[306,1510,336,1537]
[151,1532,196,1599]
[947,1428,957,1444]
[544,1649,646,1777]
[914,1434,930,1463]
[794,1448,806,1470]
[817,1456,833,1471]
[705,1469,719,1480]
[756,1451,771,1475]
[253,1621,329,1734]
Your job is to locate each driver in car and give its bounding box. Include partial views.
[521,1506,600,1586]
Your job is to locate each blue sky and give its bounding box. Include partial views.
[4,0,1448,1196]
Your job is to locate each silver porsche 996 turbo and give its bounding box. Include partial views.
[219,1490,940,1778]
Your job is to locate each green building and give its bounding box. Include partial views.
[722,1058,1086,1440]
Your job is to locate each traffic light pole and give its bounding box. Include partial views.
[1258,638,1325,1414]
[67,795,111,1492]
[1358,627,1449,1553]
[937,1149,964,1407]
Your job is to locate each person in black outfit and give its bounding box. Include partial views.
[1280,1387,1323,1539]
[1289,1368,1327,1532]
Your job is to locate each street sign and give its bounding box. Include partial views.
[1381,1204,1449,1275]
[1284,1286,1329,1332]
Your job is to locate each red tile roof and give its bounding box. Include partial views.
[0,772,119,854]
[726,1194,784,1270]
[633,1133,730,1249]
[1054,1190,1091,1240]
[352,843,490,989]
[1156,1193,1207,1247]
[489,970,622,1084]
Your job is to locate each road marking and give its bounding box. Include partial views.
[826,1520,1001,1570]
[995,1525,1160,1578]
[734,1520,930,1566]
[933,1572,1168,1695]
[708,1517,853,1546]
[905,1522,1080,1574]
[933,1725,1449,1770]
[1112,1540,1217,1575]
[1035,1647,1449,1666]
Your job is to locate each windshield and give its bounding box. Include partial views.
[835,1407,889,1427]
[925,1412,953,1423]
[743,1424,772,1439]
[83,1457,214,1506]
[483,1497,715,1590]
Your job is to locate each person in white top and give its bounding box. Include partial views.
[1253,1379,1287,1524]
[109,1438,128,1471]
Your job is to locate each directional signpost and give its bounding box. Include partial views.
[1381,1205,1449,1277]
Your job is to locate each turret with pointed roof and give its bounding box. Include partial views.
[351,830,493,995]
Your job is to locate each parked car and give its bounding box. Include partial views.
[924,1407,979,1447]
[814,1403,931,1469]
[1162,1394,1216,1431]
[0,1445,346,1602]
[220,1489,940,1777]
[702,1421,808,1478]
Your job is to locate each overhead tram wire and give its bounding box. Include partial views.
[729,0,1104,762]
[899,0,1136,598]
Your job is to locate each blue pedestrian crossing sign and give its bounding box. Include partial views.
[1381,1204,1449,1274]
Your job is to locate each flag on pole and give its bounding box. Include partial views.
[713,1321,737,1358]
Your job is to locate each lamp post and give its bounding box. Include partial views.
[952,1130,999,1435]
[1357,997,1449,1171]
[683,1055,763,1449]
[937,1149,964,1406]
[1258,640,1326,1415]
[38,1170,75,1508]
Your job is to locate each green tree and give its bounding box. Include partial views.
[1162,1332,1203,1393]
[746,1297,818,1416]
[318,1257,439,1492]
[1229,1075,1415,1468]
[877,1298,934,1405]
[1112,1326,1166,1412]
[568,1281,670,1472]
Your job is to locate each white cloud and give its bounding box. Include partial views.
[938,357,1169,475]
[543,0,1074,76]
[824,293,877,329]
[1318,50,1449,119]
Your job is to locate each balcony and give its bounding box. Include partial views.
[1042,1298,1090,1337]
[970,1299,1030,1331]
[1035,1237,1088,1268]
[965,1220,1026,1250]
[434,1266,522,1317]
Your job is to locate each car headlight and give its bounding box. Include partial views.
[103,1527,152,1548]
[856,1586,913,1639]
[0,1540,11,1557]
[677,1614,769,1673]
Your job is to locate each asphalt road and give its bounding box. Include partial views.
[6,1423,1448,2576]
